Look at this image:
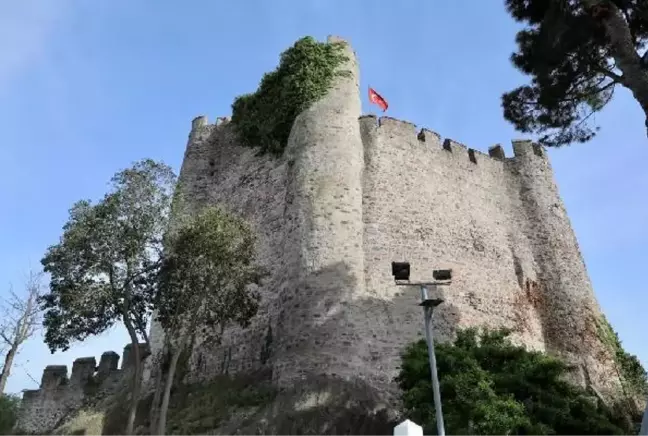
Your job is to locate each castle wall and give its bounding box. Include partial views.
[149,36,374,388]
[271,35,369,386]
[16,345,137,434]
[146,111,291,380]
[357,115,619,395]
[510,141,617,392]
[358,116,547,392]
[144,35,620,427]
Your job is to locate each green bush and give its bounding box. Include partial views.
[397,327,640,435]
[0,394,20,435]
[596,314,648,398]
[231,36,349,156]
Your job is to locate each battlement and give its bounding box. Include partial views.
[15,343,147,434]
[358,113,547,168]
[192,115,231,127]
[30,343,146,392]
[198,112,547,167]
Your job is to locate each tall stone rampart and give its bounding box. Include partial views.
[15,344,145,434]
[358,116,616,393]
[143,35,620,430]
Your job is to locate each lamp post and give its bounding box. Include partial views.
[392,262,451,436]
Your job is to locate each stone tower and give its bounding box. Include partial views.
[146,35,619,432]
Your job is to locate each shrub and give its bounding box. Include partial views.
[397,327,638,435]
[231,36,349,156]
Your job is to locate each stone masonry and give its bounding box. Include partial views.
[15,344,146,434]
[19,35,618,433]
[144,35,620,429]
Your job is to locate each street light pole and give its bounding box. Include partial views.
[420,285,446,436]
[391,263,451,436]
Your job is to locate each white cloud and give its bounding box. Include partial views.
[0,0,68,91]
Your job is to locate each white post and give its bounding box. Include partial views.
[394,419,423,436]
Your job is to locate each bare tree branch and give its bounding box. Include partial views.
[0,270,45,393]
[17,362,39,388]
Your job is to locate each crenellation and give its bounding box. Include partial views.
[70,357,96,387]
[98,351,120,378]
[122,343,148,370]
[365,115,511,169]
[489,144,506,160]
[511,139,542,159]
[358,114,378,121]
[191,115,208,130]
[443,137,469,154]
[377,116,417,136]
[468,148,477,164]
[21,390,40,401]
[417,128,442,147]
[471,147,491,160]
[40,365,68,389]
[16,344,140,434]
[215,116,231,127]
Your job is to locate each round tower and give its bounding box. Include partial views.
[511,140,620,395]
[273,36,368,386]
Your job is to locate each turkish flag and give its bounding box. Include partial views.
[368,87,388,112]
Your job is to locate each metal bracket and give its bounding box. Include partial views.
[394,280,452,287]
[420,298,444,308]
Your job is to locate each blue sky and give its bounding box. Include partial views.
[1,0,646,395]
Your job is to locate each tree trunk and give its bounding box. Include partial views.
[155,347,182,436]
[124,322,143,436]
[585,0,648,136]
[148,349,167,435]
[0,344,17,394]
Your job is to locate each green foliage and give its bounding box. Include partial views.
[397,327,636,435]
[0,394,20,435]
[153,206,267,434]
[155,206,266,342]
[39,159,176,352]
[596,315,648,398]
[231,36,349,156]
[502,0,648,146]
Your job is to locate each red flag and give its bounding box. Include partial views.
[368,87,388,112]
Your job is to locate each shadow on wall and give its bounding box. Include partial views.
[230,374,400,435]
[90,262,462,435]
[213,260,461,435]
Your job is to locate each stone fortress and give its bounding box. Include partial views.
[15,344,146,433]
[16,35,622,433]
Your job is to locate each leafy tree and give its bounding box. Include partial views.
[39,159,176,435]
[0,394,20,435]
[597,315,648,400]
[152,206,266,435]
[502,0,648,146]
[397,327,638,435]
[0,271,43,394]
[231,36,349,156]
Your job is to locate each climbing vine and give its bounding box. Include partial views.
[596,315,648,398]
[231,36,350,156]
